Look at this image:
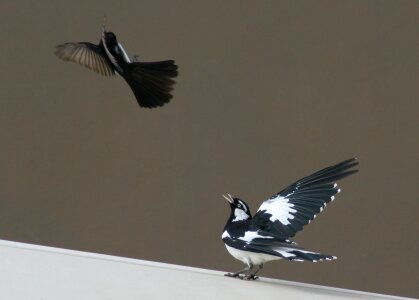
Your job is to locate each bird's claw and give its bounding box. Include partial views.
[243,274,259,280]
[225,273,245,280]
[224,273,258,280]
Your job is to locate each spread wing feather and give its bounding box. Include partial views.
[55,42,115,76]
[252,158,358,239]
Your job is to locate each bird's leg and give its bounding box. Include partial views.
[244,264,263,280]
[225,263,253,279]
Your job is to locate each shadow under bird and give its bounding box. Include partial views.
[222,158,358,280]
[54,26,178,108]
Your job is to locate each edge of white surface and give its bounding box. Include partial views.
[0,239,415,300]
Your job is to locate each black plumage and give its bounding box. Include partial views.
[222,158,358,280]
[55,27,178,108]
[253,158,358,239]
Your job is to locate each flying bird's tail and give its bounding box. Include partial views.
[122,60,178,108]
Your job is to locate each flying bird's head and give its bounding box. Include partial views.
[223,193,251,222]
[102,30,117,42]
[101,22,117,42]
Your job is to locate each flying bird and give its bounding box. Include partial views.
[222,158,358,280]
[54,26,178,108]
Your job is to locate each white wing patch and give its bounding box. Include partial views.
[221,231,231,239]
[240,231,274,243]
[258,196,296,225]
[275,249,297,258]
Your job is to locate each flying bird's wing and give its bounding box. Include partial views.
[122,60,178,108]
[55,42,115,76]
[252,158,358,239]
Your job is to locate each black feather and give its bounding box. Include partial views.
[122,60,178,108]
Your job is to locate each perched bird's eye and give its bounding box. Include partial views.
[222,158,358,280]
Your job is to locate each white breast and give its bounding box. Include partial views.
[225,245,280,266]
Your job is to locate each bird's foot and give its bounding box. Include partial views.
[225,273,245,280]
[243,274,259,281]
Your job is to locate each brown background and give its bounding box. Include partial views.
[0,1,418,298]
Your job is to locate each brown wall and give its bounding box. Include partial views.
[0,1,418,298]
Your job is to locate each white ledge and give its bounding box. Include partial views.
[0,239,414,300]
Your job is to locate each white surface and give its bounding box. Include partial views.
[0,239,414,300]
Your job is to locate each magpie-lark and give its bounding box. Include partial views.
[55,26,178,108]
[222,158,358,280]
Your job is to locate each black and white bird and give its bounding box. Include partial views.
[222,158,358,280]
[54,26,178,108]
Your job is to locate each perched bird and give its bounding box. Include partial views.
[222,158,358,280]
[54,26,178,108]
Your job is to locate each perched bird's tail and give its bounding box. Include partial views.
[281,248,336,262]
[122,60,178,108]
[247,241,337,262]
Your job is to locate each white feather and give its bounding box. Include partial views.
[221,231,230,239]
[257,196,296,225]
[117,42,131,63]
[240,231,273,242]
[225,245,280,266]
[232,208,249,222]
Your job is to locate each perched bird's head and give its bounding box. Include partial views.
[223,193,251,222]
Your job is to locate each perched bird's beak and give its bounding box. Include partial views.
[223,193,234,204]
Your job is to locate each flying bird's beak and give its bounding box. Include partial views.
[101,14,107,35]
[223,193,234,204]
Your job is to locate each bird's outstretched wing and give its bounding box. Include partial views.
[252,158,358,239]
[55,42,115,76]
[122,60,178,108]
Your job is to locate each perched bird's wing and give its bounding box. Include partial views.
[252,158,358,239]
[223,227,294,245]
[55,42,115,76]
[122,60,178,108]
